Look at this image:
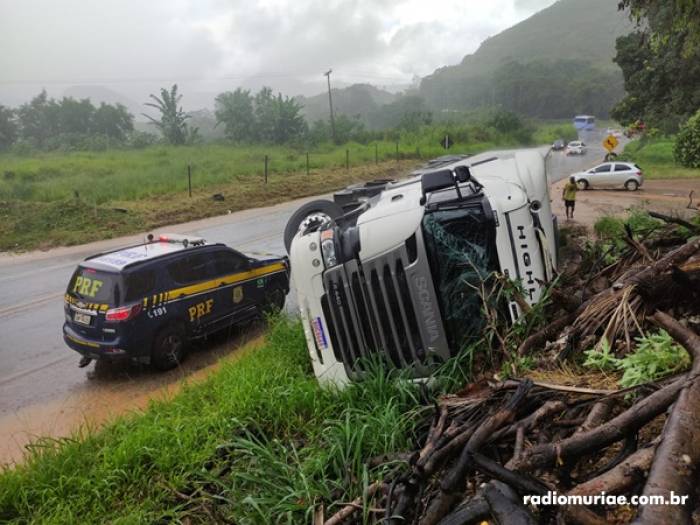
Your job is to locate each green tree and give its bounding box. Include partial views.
[215,88,255,142]
[271,93,307,143]
[613,1,700,131]
[16,90,58,147]
[92,102,133,140]
[0,105,18,150]
[253,87,276,143]
[143,84,191,145]
[57,97,95,134]
[674,109,700,167]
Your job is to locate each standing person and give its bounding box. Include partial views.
[562,175,577,220]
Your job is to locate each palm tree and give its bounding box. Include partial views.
[143,84,191,145]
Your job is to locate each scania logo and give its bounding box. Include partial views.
[329,281,343,307]
[414,276,440,343]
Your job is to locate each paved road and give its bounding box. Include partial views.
[0,133,608,417]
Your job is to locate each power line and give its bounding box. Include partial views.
[0,70,414,87]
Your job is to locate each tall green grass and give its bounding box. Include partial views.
[0,318,442,524]
[0,136,521,206]
[622,137,700,179]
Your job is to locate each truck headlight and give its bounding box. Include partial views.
[320,229,338,267]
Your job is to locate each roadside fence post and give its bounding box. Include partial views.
[264,155,268,184]
[306,152,310,175]
[187,162,192,197]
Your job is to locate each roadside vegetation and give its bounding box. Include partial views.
[2,209,698,523]
[0,316,465,524]
[621,137,700,179]
[0,115,563,252]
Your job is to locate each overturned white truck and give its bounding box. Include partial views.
[284,150,558,386]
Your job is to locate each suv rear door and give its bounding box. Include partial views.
[65,266,121,340]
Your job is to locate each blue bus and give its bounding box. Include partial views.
[573,115,596,131]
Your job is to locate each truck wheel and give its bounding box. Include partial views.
[577,179,589,190]
[151,323,187,371]
[625,180,639,191]
[284,199,343,254]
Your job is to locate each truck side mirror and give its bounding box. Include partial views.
[420,166,472,198]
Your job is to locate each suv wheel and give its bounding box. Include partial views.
[151,323,187,371]
[283,199,343,254]
[262,288,286,315]
[625,180,639,191]
[577,179,589,190]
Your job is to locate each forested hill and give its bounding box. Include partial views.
[419,0,635,118]
[296,84,398,125]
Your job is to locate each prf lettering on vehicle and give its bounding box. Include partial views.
[72,276,104,298]
[189,299,214,322]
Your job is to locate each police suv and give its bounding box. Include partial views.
[63,234,289,370]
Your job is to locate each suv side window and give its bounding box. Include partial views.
[211,250,248,277]
[614,164,629,172]
[594,164,611,173]
[167,253,213,284]
[124,269,156,302]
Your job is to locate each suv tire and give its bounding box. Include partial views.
[284,199,343,254]
[262,288,286,315]
[625,180,639,191]
[151,323,187,371]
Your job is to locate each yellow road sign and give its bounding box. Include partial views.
[603,134,619,152]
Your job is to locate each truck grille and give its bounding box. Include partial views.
[322,233,448,379]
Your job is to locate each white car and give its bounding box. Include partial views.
[573,162,644,191]
[566,141,586,155]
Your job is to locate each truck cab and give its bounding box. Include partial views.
[285,149,558,386]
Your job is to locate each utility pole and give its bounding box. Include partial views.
[324,69,337,144]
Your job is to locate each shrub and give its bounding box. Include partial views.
[674,110,700,167]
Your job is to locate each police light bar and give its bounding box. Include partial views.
[145,233,206,246]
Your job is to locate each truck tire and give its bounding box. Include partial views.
[284,199,343,254]
[577,179,589,190]
[151,323,187,371]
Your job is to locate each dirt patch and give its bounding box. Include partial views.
[0,331,264,466]
[551,178,700,229]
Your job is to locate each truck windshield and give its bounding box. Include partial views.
[422,205,499,351]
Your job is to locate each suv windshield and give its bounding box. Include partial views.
[422,205,499,351]
[67,267,120,304]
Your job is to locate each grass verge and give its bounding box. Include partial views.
[0,159,417,251]
[622,137,700,179]
[0,317,463,523]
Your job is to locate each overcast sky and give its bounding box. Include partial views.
[0,0,557,107]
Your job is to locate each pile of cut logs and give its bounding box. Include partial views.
[325,213,700,525]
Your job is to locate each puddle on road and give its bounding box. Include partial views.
[0,326,265,466]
